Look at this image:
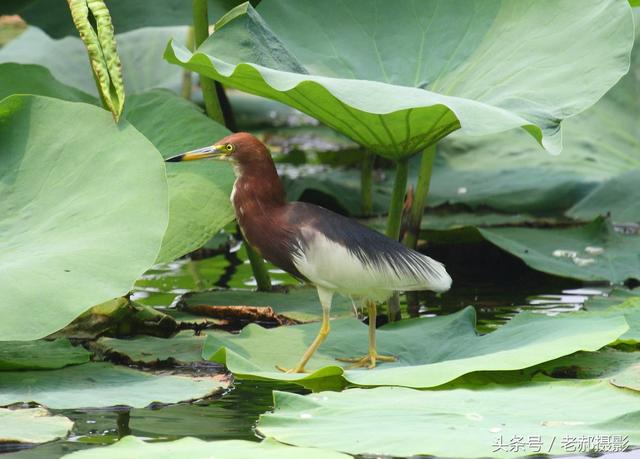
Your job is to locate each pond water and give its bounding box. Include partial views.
[1,239,625,458]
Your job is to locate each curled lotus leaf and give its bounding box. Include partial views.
[165,0,634,158]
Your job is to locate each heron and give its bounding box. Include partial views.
[167,132,451,373]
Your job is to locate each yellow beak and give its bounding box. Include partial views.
[165,144,229,162]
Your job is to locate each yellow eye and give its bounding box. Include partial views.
[225,144,235,152]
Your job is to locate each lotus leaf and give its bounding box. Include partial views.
[611,363,640,392]
[257,382,640,458]
[479,217,640,283]
[0,362,228,409]
[62,436,349,459]
[0,408,73,444]
[166,0,634,157]
[203,306,627,389]
[0,62,95,104]
[585,295,640,345]
[567,170,640,223]
[429,8,639,214]
[0,338,90,370]
[0,26,189,95]
[94,331,208,365]
[0,63,236,263]
[123,90,235,262]
[0,95,168,341]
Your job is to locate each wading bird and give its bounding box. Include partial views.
[167,133,451,373]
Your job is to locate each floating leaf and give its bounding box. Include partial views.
[611,363,640,392]
[166,0,633,156]
[0,95,168,341]
[0,362,228,409]
[257,382,640,458]
[123,90,235,263]
[0,26,188,96]
[584,293,640,345]
[62,436,349,459]
[0,408,73,444]
[479,217,640,283]
[203,306,627,389]
[94,331,208,365]
[536,348,640,380]
[567,170,640,223]
[0,339,90,370]
[179,288,355,323]
[67,0,124,120]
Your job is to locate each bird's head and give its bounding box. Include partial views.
[166,132,270,173]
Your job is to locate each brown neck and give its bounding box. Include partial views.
[232,155,287,211]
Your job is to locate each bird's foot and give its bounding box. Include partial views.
[275,364,307,374]
[336,353,396,369]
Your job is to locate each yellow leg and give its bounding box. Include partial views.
[276,287,332,373]
[337,301,396,369]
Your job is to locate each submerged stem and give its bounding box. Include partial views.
[385,158,409,322]
[403,144,436,249]
[361,152,374,216]
[192,0,224,125]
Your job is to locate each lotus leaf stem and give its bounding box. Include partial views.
[192,0,225,125]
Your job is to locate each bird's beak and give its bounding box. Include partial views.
[165,144,229,162]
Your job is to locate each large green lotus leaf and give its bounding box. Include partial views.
[0,63,96,104]
[0,62,235,263]
[0,95,168,341]
[430,11,640,214]
[179,288,355,323]
[203,306,627,389]
[166,0,634,157]
[123,90,235,263]
[0,338,90,370]
[0,362,227,409]
[94,331,208,365]
[62,436,349,459]
[567,170,640,223]
[1,1,244,38]
[479,217,640,283]
[271,23,638,217]
[0,26,188,95]
[0,408,73,444]
[257,382,640,458]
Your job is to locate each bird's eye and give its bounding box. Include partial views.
[225,144,235,152]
